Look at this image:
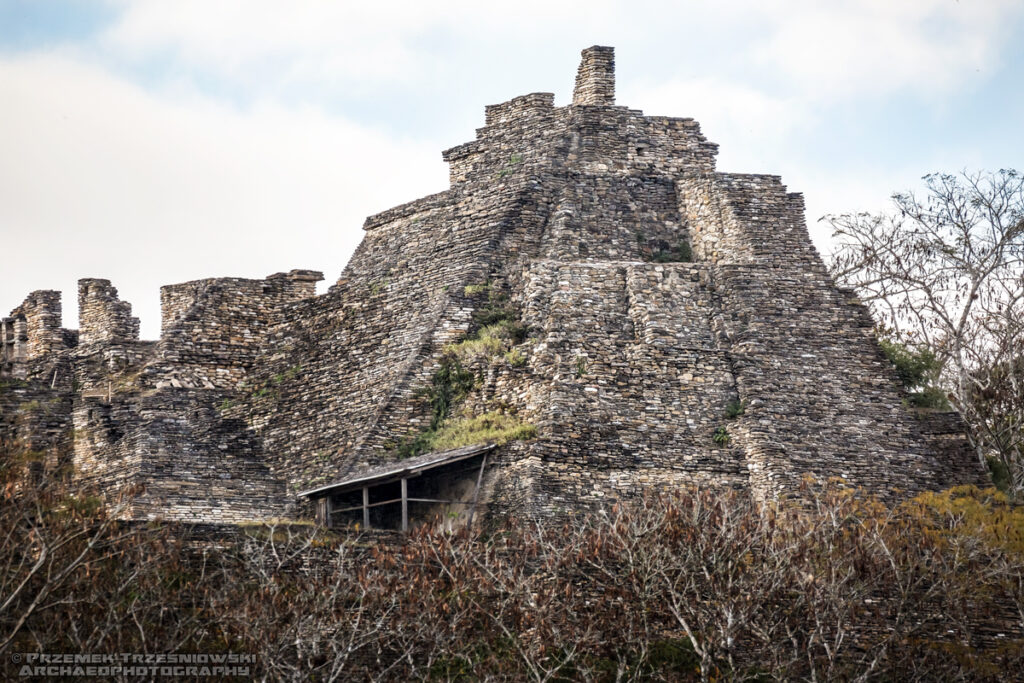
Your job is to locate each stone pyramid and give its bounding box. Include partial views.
[2,46,987,525]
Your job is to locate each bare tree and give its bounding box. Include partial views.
[827,169,1024,494]
[3,455,1022,681]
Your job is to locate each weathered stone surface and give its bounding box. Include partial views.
[0,45,988,525]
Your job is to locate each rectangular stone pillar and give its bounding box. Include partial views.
[573,45,615,106]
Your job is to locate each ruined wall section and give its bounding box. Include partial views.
[540,175,686,262]
[3,291,74,385]
[78,279,139,347]
[69,273,316,522]
[73,397,143,493]
[0,378,74,479]
[71,279,156,401]
[573,45,615,106]
[10,290,65,361]
[678,173,989,497]
[1,292,76,483]
[565,107,717,179]
[142,270,322,390]
[73,390,286,522]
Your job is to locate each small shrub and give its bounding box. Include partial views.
[725,399,746,419]
[879,337,949,408]
[651,241,693,263]
[712,426,731,445]
[574,356,587,378]
[906,385,951,410]
[463,283,489,296]
[445,334,504,364]
[504,349,527,367]
[987,456,1012,494]
[446,321,527,365]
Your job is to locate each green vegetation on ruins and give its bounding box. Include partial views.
[396,283,535,459]
[636,232,693,263]
[878,337,950,410]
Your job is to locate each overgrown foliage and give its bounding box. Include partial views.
[828,169,1024,495]
[2,468,1022,681]
[878,337,950,409]
[429,411,537,451]
[397,355,476,458]
[398,284,531,459]
[636,233,694,263]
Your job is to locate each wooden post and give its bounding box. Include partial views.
[316,497,327,526]
[466,453,489,529]
[401,478,408,533]
[362,487,370,529]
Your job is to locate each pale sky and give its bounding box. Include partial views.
[2,0,1022,339]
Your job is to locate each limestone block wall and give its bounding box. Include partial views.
[677,172,988,497]
[147,270,323,390]
[73,396,144,493]
[493,257,746,514]
[8,290,65,362]
[73,389,287,522]
[540,175,686,262]
[78,279,140,347]
[0,318,28,375]
[0,381,74,477]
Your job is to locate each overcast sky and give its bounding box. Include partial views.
[2,0,1022,339]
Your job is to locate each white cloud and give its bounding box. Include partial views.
[751,0,1020,98]
[625,77,809,172]
[100,0,615,91]
[98,1,1024,101]
[0,53,447,338]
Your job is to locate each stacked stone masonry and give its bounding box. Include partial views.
[1,45,988,526]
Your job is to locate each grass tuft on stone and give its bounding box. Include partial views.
[429,412,537,451]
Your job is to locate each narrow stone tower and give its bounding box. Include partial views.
[573,45,615,105]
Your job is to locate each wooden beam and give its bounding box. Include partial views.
[332,497,403,514]
[405,497,478,505]
[331,497,482,514]
[324,495,333,529]
[362,486,370,529]
[401,478,408,533]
